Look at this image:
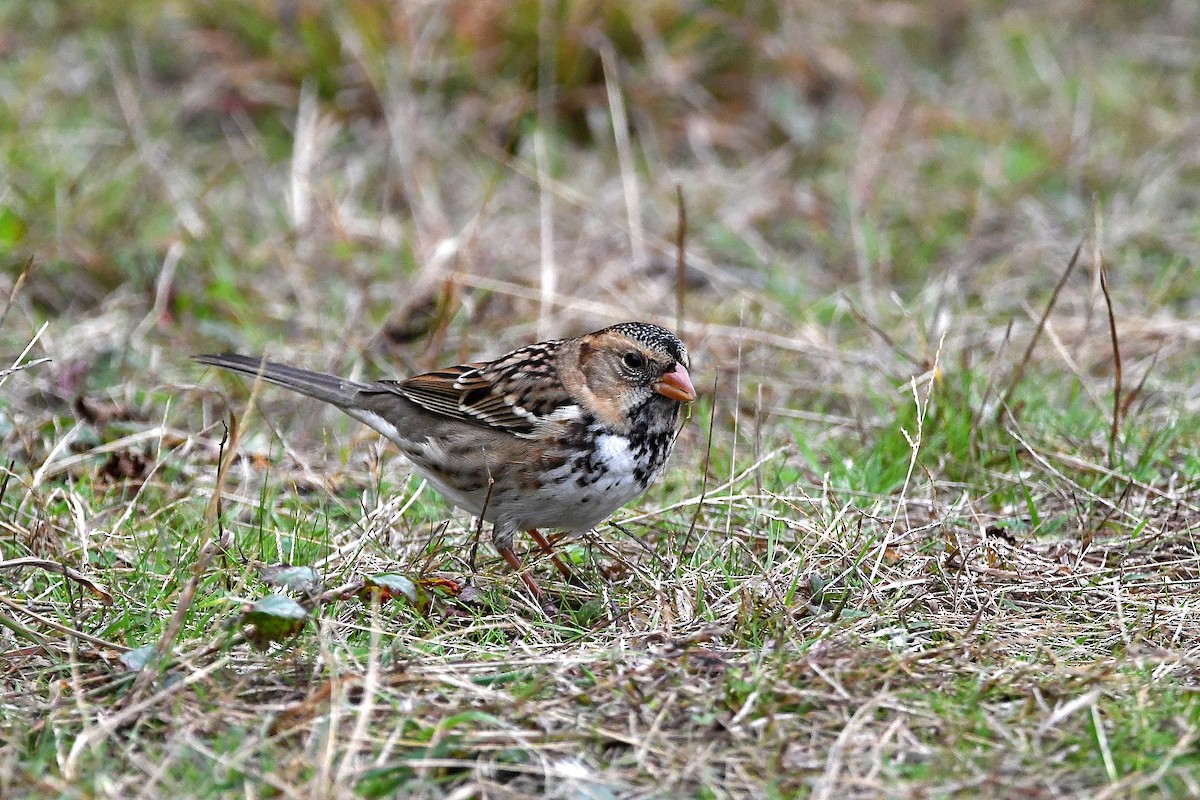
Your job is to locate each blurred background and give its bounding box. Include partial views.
[5,0,1198,433]
[6,3,1200,796]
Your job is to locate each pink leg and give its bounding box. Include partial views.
[527,528,575,582]
[498,545,543,598]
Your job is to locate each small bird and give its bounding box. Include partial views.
[195,322,696,598]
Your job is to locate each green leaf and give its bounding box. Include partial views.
[363,573,419,604]
[0,207,26,250]
[259,564,322,594]
[243,594,308,650]
[119,644,157,672]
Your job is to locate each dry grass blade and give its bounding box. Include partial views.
[680,368,719,561]
[0,358,50,382]
[0,594,126,652]
[1,322,48,392]
[0,608,53,656]
[811,696,883,800]
[124,399,252,706]
[333,596,382,787]
[675,183,687,334]
[1119,347,1159,420]
[535,0,557,338]
[64,656,233,780]
[0,557,114,604]
[0,257,32,329]
[600,38,645,269]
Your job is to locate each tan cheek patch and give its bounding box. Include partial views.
[558,337,634,432]
[572,371,632,432]
[587,390,631,432]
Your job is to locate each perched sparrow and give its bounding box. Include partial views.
[196,322,696,597]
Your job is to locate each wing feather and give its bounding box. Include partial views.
[378,343,576,436]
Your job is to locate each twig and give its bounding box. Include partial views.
[467,460,496,577]
[997,242,1082,419]
[0,460,14,509]
[1097,248,1121,462]
[845,298,926,369]
[608,521,668,570]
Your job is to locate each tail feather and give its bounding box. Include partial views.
[193,353,369,410]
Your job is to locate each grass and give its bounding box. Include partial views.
[4,0,1200,797]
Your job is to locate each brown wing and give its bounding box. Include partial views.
[379,341,577,436]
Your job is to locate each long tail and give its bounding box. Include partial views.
[193,353,369,410]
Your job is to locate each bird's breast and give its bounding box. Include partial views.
[390,403,679,534]
[511,423,676,532]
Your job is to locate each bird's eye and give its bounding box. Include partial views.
[622,352,646,370]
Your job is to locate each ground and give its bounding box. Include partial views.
[2,1,1200,798]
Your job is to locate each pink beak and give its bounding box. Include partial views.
[654,363,697,403]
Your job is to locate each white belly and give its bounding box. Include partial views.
[517,434,651,532]
[394,428,668,538]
